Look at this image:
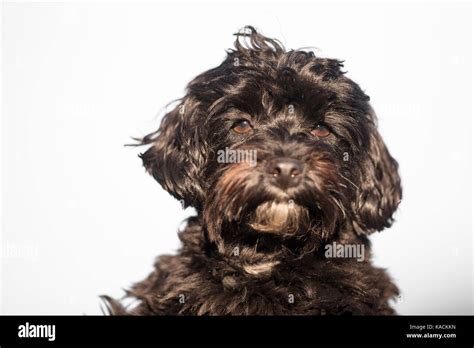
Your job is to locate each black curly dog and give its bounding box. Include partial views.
[103,26,402,315]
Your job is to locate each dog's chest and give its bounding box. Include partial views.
[176,262,348,315]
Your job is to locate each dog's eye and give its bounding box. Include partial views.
[311,124,331,138]
[232,120,253,134]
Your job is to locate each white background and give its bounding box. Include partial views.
[1,1,472,314]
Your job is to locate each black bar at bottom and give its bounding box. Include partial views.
[0,315,473,346]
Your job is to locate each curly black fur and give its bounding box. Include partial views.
[103,26,402,315]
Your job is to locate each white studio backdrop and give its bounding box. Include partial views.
[1,1,472,314]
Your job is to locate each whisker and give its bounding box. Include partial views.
[331,197,347,219]
[340,174,360,190]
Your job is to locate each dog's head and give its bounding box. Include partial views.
[140,27,401,256]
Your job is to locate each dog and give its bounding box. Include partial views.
[103,26,402,315]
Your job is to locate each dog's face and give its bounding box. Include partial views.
[141,27,401,254]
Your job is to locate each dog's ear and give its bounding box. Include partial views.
[139,99,206,208]
[352,115,402,235]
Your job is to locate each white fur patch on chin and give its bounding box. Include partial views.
[243,260,280,276]
[249,201,307,234]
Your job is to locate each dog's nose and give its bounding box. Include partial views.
[266,158,304,188]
